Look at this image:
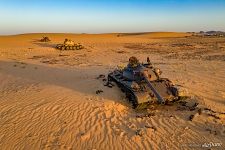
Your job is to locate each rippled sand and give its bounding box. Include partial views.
[0,32,224,149]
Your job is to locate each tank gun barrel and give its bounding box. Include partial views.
[142,72,165,104]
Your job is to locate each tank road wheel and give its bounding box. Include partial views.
[65,46,69,50]
[126,92,138,109]
[69,46,72,50]
[79,45,82,49]
[61,46,65,50]
[76,46,80,50]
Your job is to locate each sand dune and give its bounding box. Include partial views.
[0,33,224,149]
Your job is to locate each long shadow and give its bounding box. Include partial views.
[0,60,124,103]
[32,42,56,48]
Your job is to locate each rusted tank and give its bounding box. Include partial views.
[40,37,51,42]
[56,39,84,50]
[108,56,182,109]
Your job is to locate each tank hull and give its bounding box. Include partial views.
[108,70,180,109]
[56,44,84,50]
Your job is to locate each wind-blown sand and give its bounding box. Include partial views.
[0,32,225,149]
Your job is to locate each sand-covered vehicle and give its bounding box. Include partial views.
[108,57,183,109]
[56,39,84,50]
[40,37,51,42]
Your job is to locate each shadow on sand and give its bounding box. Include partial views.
[0,60,125,104]
[32,41,57,48]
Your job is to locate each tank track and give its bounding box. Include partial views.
[108,71,152,109]
[56,44,84,50]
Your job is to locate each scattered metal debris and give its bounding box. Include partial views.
[189,114,195,121]
[96,90,103,94]
[104,81,114,88]
[176,101,199,111]
[198,108,202,115]
[136,128,144,136]
[145,125,157,131]
[96,74,105,79]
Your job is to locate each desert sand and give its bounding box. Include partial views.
[0,32,225,149]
